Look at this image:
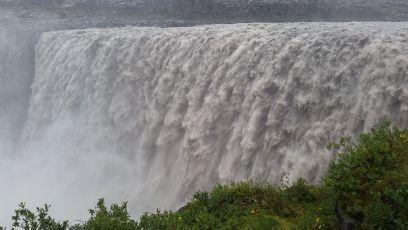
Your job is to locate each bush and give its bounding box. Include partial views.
[78,199,138,230]
[135,180,338,229]
[4,199,137,230]
[10,203,69,230]
[325,121,408,229]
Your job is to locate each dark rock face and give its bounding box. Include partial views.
[2,0,408,22]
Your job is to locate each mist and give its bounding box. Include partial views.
[0,8,146,225]
[0,17,116,226]
[0,4,199,225]
[1,0,408,227]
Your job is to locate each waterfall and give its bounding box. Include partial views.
[17,22,408,218]
[0,8,192,223]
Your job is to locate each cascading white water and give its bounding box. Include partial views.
[0,9,195,224]
[19,22,408,218]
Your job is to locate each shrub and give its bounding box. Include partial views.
[137,180,337,229]
[325,121,408,229]
[10,203,69,230]
[78,199,138,230]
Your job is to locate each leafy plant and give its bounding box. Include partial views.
[11,203,69,230]
[325,121,408,229]
[78,199,138,230]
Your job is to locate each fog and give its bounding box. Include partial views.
[1,0,408,227]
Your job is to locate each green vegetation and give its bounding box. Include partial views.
[2,122,407,229]
[325,122,408,229]
[6,200,137,230]
[137,179,337,229]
